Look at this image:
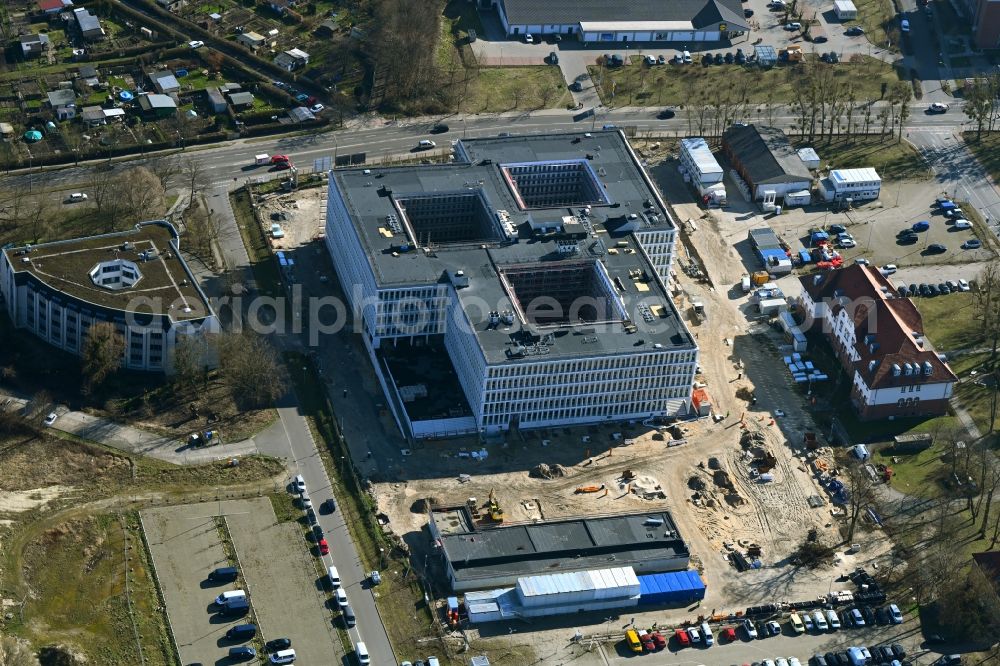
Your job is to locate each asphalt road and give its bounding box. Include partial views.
[253,401,395,665]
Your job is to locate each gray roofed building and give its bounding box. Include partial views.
[324,131,698,439]
[73,7,105,40]
[227,91,254,108]
[47,88,76,108]
[149,70,180,94]
[137,93,177,116]
[288,106,316,122]
[722,124,813,200]
[493,0,748,40]
[429,506,690,591]
[81,105,107,126]
[78,64,98,79]
[20,34,50,58]
[204,87,227,113]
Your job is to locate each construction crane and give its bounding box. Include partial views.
[488,488,504,522]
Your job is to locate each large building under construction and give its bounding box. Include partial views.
[324,131,698,439]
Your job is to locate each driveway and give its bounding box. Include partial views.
[142,503,244,666]
[225,496,342,663]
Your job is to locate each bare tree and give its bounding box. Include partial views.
[81,322,125,393]
[181,158,206,211]
[172,334,207,392]
[975,262,1000,366]
[119,166,166,225]
[846,461,878,542]
[216,331,287,408]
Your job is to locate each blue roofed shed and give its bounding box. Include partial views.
[637,570,705,605]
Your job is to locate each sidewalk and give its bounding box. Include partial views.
[2,391,261,464]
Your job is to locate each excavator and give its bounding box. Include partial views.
[488,488,504,522]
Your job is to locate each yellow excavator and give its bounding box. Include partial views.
[488,488,504,522]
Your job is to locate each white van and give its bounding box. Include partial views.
[328,565,341,588]
[215,590,246,605]
[700,621,714,645]
[270,649,296,664]
[355,641,370,665]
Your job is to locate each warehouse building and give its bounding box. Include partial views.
[0,221,217,373]
[818,167,881,202]
[429,505,691,591]
[722,124,813,201]
[748,227,792,275]
[325,131,699,440]
[483,0,750,43]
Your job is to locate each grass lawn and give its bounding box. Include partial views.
[14,513,175,665]
[589,56,902,107]
[851,0,899,53]
[914,292,983,351]
[269,491,299,523]
[803,135,931,181]
[460,67,570,113]
[963,132,1000,185]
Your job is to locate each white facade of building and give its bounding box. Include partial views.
[0,223,216,373]
[679,138,724,187]
[820,167,881,202]
[325,194,696,438]
[834,0,858,19]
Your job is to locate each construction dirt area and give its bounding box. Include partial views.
[255,184,327,251]
[369,145,897,657]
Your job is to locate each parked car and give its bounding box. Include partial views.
[766,620,782,636]
[900,18,910,31]
[839,237,856,248]
[785,21,802,30]
[369,570,382,585]
[963,239,982,249]
[939,282,951,293]
[912,220,930,231]
[675,628,691,646]
[657,54,667,64]
[881,264,897,275]
[789,613,805,634]
[714,53,725,64]
[318,538,329,555]
[812,610,828,631]
[958,279,971,292]
[829,224,847,234]
[550,52,560,64]
[686,626,701,643]
[67,192,88,202]
[524,33,534,43]
[945,208,965,218]
[292,475,306,493]
[229,646,256,661]
[743,618,759,639]
[265,638,292,651]
[310,103,325,113]
[188,40,205,48]
[336,587,348,607]
[43,412,58,426]
[953,219,972,229]
[861,606,876,625]
[927,243,947,253]
[269,649,296,664]
[845,26,865,35]
[929,283,941,296]
[802,612,814,631]
[721,627,737,642]
[322,498,337,513]
[850,608,865,626]
[745,8,755,16]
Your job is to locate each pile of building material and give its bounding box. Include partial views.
[531,463,568,479]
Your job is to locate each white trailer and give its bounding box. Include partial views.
[254,153,270,165]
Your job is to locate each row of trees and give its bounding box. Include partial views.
[679,58,913,143]
[962,71,1000,140]
[81,324,286,409]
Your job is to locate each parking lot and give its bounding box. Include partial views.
[144,498,341,665]
[226,496,342,664]
[142,503,247,666]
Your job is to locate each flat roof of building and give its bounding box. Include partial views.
[830,167,881,185]
[330,131,695,361]
[432,507,689,585]
[3,222,212,321]
[500,0,749,31]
